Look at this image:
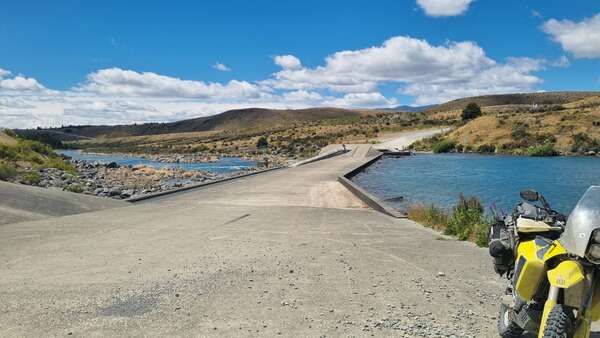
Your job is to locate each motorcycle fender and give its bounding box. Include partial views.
[546,261,584,289]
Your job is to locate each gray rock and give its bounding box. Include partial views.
[108,187,122,196]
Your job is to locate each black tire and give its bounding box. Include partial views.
[498,303,524,338]
[542,305,574,338]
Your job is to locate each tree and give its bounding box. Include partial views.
[256,136,269,148]
[461,102,482,121]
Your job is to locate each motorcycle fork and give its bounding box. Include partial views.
[538,285,559,338]
[538,269,595,338]
[573,269,595,338]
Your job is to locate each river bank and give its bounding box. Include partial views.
[31,160,233,199]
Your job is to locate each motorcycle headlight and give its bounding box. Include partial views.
[593,230,600,243]
[589,244,600,261]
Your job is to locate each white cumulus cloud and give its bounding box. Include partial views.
[274,55,302,70]
[266,36,543,104]
[416,0,474,17]
[323,92,398,108]
[212,62,231,71]
[0,68,11,79]
[0,34,549,128]
[542,14,600,58]
[76,68,263,100]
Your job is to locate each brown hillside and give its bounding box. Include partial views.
[24,107,362,139]
[427,92,600,113]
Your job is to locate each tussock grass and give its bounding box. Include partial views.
[408,194,491,247]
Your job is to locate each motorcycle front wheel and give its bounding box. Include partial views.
[541,305,574,338]
[498,303,524,338]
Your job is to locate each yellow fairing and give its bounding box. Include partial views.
[591,280,600,322]
[515,240,546,300]
[547,260,584,288]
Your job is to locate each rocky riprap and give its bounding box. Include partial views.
[30,160,243,199]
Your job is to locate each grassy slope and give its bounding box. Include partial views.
[0,130,74,182]
[413,95,600,155]
[0,131,17,146]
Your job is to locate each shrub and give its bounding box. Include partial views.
[445,194,487,242]
[2,129,18,138]
[43,157,75,172]
[432,139,456,153]
[571,133,600,154]
[256,136,269,148]
[527,142,559,157]
[64,184,83,193]
[461,103,482,121]
[511,123,530,141]
[22,171,42,185]
[0,144,17,160]
[407,204,450,231]
[0,161,17,181]
[408,194,491,247]
[477,144,496,153]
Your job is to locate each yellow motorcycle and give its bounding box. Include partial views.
[490,186,600,337]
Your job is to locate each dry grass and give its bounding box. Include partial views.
[435,96,600,154]
[0,131,17,146]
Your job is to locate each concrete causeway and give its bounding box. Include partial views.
[1,128,511,337]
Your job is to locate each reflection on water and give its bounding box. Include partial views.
[57,149,257,174]
[352,154,600,215]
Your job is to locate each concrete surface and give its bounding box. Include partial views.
[2,128,577,337]
[373,128,447,151]
[0,181,126,225]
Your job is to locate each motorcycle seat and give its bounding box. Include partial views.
[516,216,562,233]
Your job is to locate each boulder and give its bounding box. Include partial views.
[108,187,122,196]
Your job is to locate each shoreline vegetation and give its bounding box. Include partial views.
[407,194,491,247]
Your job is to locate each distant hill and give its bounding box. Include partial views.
[20,107,362,139]
[426,92,600,113]
[378,105,436,112]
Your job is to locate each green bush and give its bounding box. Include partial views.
[446,195,491,245]
[256,136,269,148]
[0,161,17,181]
[2,129,18,138]
[571,133,600,154]
[461,102,482,121]
[408,194,491,247]
[432,140,456,153]
[477,144,496,153]
[64,184,83,193]
[527,143,559,157]
[0,144,17,160]
[43,157,75,172]
[22,171,41,185]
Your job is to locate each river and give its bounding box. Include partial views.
[352,154,600,215]
[57,150,257,174]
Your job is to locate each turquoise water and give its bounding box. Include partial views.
[352,154,600,215]
[57,150,257,174]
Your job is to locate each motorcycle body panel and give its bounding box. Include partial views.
[514,238,549,300]
[547,260,584,289]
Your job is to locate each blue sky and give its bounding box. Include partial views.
[1,0,600,128]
